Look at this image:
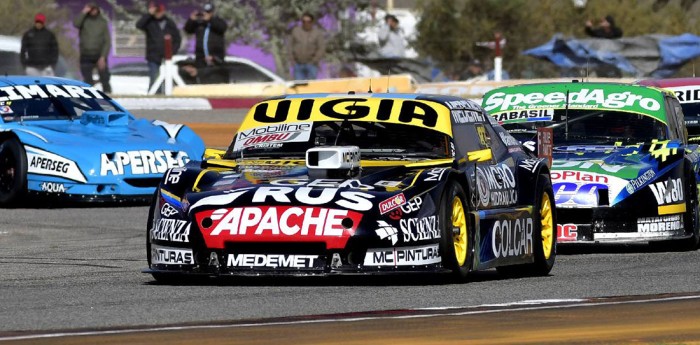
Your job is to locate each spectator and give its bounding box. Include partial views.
[288,12,325,80]
[20,13,58,76]
[136,2,182,93]
[585,15,623,39]
[460,59,485,80]
[184,3,227,67]
[73,2,111,93]
[377,14,406,58]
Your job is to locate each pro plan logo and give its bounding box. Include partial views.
[100,150,189,176]
[196,206,363,250]
[379,193,407,214]
[648,178,684,205]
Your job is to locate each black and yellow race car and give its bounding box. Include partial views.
[145,93,556,281]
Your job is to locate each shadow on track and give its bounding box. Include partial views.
[143,269,517,287]
[559,242,698,255]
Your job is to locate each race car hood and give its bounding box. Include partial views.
[177,162,447,250]
[12,117,204,184]
[550,142,679,207]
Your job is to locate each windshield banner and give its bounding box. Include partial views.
[482,84,668,124]
[239,97,453,136]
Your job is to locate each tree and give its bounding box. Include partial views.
[214,0,369,79]
[415,0,700,78]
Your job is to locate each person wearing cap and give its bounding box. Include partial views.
[20,13,59,76]
[136,2,182,93]
[377,14,406,58]
[73,2,112,93]
[585,15,623,39]
[184,3,228,67]
[288,12,326,80]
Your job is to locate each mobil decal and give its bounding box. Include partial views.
[557,224,578,242]
[243,98,452,136]
[364,244,441,267]
[196,206,363,249]
[492,217,533,259]
[232,122,312,151]
[101,150,189,176]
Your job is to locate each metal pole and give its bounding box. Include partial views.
[164,35,173,95]
[494,32,502,82]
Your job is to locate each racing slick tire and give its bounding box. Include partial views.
[680,170,700,250]
[439,180,473,280]
[0,137,27,205]
[497,175,556,276]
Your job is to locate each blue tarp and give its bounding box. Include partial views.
[523,33,700,78]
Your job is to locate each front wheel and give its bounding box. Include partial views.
[681,172,699,250]
[439,180,473,279]
[0,138,27,205]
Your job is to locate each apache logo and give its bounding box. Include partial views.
[196,206,363,249]
[100,150,189,176]
[648,178,684,205]
[379,193,407,214]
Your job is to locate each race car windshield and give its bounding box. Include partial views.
[501,109,668,145]
[0,88,118,122]
[228,121,452,160]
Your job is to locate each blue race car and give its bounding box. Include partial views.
[0,76,204,204]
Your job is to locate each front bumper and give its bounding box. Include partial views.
[557,207,689,244]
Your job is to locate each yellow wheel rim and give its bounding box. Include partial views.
[452,197,468,266]
[540,192,554,260]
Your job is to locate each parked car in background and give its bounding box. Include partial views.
[103,55,285,95]
[0,35,75,79]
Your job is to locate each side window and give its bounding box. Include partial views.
[454,124,485,155]
[484,124,507,159]
[665,96,685,141]
[670,97,687,143]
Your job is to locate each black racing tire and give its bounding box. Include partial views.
[497,174,556,277]
[146,191,157,267]
[439,180,473,280]
[681,170,700,250]
[0,138,27,205]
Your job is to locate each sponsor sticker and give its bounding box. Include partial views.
[364,244,441,267]
[492,217,533,259]
[375,220,399,245]
[150,245,193,265]
[0,84,104,102]
[100,150,189,176]
[492,109,553,123]
[160,203,179,217]
[25,146,86,183]
[196,206,363,249]
[151,218,190,242]
[379,193,407,214]
[637,215,684,232]
[450,109,485,124]
[227,254,321,269]
[399,215,440,242]
[648,178,684,205]
[476,164,517,207]
[424,168,448,182]
[553,182,606,207]
[557,223,578,242]
[233,122,312,152]
[626,169,656,194]
[484,88,662,113]
[40,181,66,193]
[519,159,541,173]
[400,196,423,214]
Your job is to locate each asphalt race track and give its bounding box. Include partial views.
[1,110,700,343]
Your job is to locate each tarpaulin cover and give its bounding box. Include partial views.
[523,33,700,78]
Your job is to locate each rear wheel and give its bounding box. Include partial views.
[440,180,473,279]
[0,138,27,205]
[681,173,699,250]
